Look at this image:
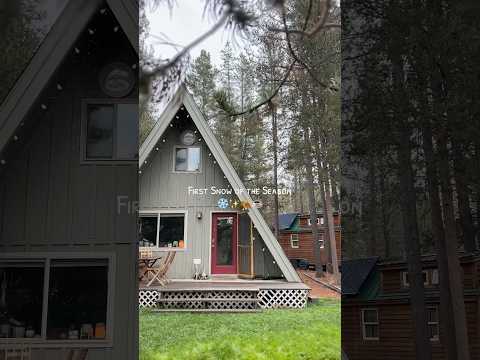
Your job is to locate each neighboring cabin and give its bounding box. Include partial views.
[0,1,138,358]
[278,212,341,269]
[342,255,480,360]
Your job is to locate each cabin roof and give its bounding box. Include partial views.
[139,85,301,283]
[342,257,378,296]
[278,213,298,230]
[0,0,138,154]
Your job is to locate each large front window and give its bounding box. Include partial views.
[140,212,186,249]
[0,257,111,343]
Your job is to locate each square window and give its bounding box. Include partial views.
[290,234,299,248]
[47,259,109,340]
[174,147,201,172]
[0,261,45,339]
[84,102,138,161]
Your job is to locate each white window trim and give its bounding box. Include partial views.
[402,270,429,287]
[319,233,325,249]
[172,145,202,174]
[361,308,379,341]
[0,252,115,348]
[427,306,440,341]
[80,98,138,164]
[290,234,299,248]
[139,209,188,251]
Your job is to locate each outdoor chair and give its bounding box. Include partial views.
[66,349,88,360]
[139,248,154,282]
[4,344,31,360]
[146,251,176,287]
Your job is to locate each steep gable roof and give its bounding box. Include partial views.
[140,85,301,282]
[0,0,138,153]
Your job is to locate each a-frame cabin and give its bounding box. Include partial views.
[0,1,138,358]
[138,85,309,310]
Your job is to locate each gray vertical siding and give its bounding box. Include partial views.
[140,123,232,279]
[0,7,138,358]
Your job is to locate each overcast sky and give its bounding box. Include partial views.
[145,1,244,66]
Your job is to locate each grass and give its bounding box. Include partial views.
[140,299,340,360]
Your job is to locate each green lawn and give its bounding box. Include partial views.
[140,299,340,360]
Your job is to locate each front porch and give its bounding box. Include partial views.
[139,279,310,311]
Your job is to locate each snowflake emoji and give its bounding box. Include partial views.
[218,198,229,209]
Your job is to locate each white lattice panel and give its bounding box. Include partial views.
[139,289,159,308]
[158,290,258,310]
[257,289,309,309]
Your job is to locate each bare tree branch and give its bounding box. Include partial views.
[228,60,297,116]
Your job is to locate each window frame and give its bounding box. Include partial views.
[172,145,202,174]
[427,306,440,341]
[0,252,115,348]
[319,232,325,249]
[402,270,429,287]
[139,209,188,251]
[290,233,299,248]
[80,98,138,164]
[361,308,379,341]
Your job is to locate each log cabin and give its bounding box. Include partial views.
[277,212,341,269]
[138,85,310,311]
[0,1,138,358]
[342,254,480,359]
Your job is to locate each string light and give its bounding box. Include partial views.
[88,28,95,35]
[113,26,119,32]
[56,83,63,91]
[0,160,6,165]
[41,104,47,110]
[132,64,137,69]
[162,139,166,143]
[100,8,107,14]
[155,147,159,151]
[13,136,18,141]
[74,47,80,54]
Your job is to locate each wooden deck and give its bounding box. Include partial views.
[140,279,310,291]
[139,279,311,310]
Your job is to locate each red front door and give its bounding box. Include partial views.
[211,213,238,274]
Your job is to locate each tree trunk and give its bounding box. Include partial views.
[422,119,457,360]
[303,126,324,277]
[452,140,476,252]
[397,124,431,360]
[391,48,431,359]
[437,129,471,360]
[325,172,340,278]
[270,102,280,240]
